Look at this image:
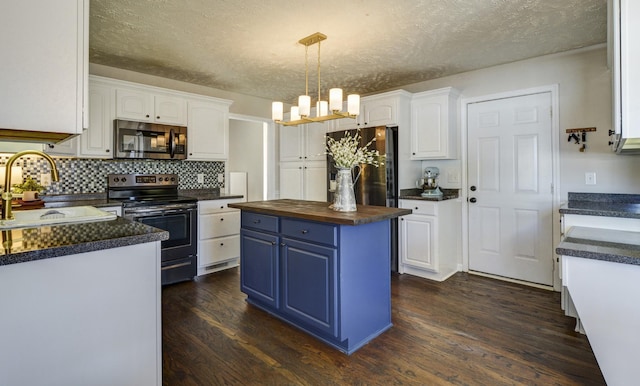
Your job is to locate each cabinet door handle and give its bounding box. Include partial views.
[301,229,309,234]
[414,207,419,210]
[280,242,286,247]
[254,219,261,224]
[220,243,224,246]
[157,116,160,119]
[271,241,277,245]
[145,114,150,118]
[106,149,110,153]
[469,197,477,203]
[220,218,224,221]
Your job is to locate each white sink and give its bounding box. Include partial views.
[0,206,117,229]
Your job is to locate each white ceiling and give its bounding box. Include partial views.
[90,0,607,104]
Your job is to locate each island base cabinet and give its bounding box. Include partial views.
[239,213,392,355]
[281,238,337,337]
[0,242,161,386]
[240,229,279,308]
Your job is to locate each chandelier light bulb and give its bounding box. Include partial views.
[348,94,360,116]
[317,101,328,117]
[272,101,283,121]
[290,106,301,121]
[298,95,311,117]
[329,88,343,112]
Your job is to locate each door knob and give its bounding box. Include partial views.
[469,197,477,203]
[470,186,477,191]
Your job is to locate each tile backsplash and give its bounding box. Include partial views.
[0,156,225,195]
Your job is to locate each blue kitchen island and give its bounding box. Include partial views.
[229,199,411,354]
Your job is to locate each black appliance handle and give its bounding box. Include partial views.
[169,129,176,158]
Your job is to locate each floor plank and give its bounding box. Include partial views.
[162,269,605,385]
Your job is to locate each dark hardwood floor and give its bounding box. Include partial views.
[162,268,605,385]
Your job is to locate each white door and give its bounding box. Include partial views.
[467,92,554,286]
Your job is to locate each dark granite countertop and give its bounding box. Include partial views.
[556,226,640,266]
[399,188,460,201]
[559,192,640,219]
[0,217,168,266]
[229,199,412,225]
[178,189,244,201]
[0,189,239,267]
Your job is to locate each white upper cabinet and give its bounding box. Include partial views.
[280,122,327,162]
[328,90,411,131]
[80,78,115,158]
[116,88,187,126]
[187,97,232,161]
[410,87,459,159]
[0,0,88,135]
[610,0,640,153]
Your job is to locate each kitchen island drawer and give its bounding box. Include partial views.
[242,212,279,233]
[281,218,337,246]
[200,211,240,238]
[199,235,240,265]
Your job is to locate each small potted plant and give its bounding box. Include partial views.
[12,177,45,201]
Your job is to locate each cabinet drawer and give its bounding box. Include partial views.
[400,200,436,216]
[281,218,337,247]
[200,211,240,239]
[199,235,240,266]
[242,212,279,233]
[199,199,243,214]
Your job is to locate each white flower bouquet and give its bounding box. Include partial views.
[325,130,383,169]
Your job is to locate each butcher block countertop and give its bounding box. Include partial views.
[228,199,412,225]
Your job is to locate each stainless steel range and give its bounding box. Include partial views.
[108,173,197,285]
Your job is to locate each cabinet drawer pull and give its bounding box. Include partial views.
[220,243,224,246]
[301,229,309,234]
[254,219,261,224]
[220,218,224,221]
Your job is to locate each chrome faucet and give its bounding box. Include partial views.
[2,150,60,221]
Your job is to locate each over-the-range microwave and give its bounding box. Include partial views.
[114,119,187,160]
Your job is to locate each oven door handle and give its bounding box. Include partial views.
[124,206,196,217]
[161,261,192,271]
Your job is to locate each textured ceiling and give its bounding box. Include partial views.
[90,0,607,105]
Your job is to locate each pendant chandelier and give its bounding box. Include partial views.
[272,32,360,126]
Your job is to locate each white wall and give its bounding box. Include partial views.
[228,119,264,201]
[398,45,640,199]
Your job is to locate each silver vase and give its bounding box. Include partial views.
[331,167,357,212]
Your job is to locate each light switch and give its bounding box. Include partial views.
[218,173,224,183]
[585,172,596,185]
[197,173,204,184]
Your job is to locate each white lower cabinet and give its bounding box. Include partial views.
[198,198,243,275]
[399,199,461,281]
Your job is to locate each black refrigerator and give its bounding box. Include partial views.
[326,126,399,272]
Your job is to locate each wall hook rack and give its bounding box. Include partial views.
[566,127,596,152]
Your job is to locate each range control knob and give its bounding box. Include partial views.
[113,177,119,182]
[121,177,127,183]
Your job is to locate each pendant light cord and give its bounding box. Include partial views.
[304,45,309,97]
[317,40,321,103]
